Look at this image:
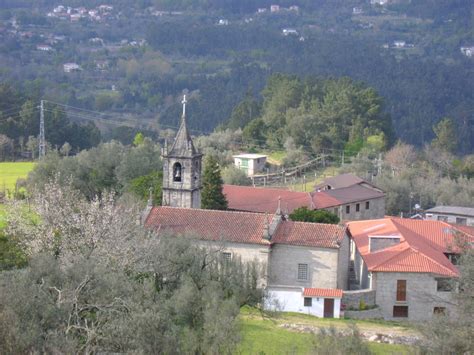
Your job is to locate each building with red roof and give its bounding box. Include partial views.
[223,173,385,221]
[145,206,350,318]
[346,217,473,321]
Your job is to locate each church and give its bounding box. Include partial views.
[143,96,350,318]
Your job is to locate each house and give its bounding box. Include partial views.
[346,218,473,321]
[257,8,267,13]
[63,63,82,73]
[460,46,474,57]
[36,44,53,51]
[224,173,385,221]
[282,28,298,36]
[353,7,363,14]
[270,5,280,12]
[393,40,406,48]
[266,287,343,318]
[218,19,229,26]
[144,206,349,319]
[233,154,267,176]
[424,206,474,226]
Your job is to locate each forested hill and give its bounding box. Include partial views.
[0,0,472,153]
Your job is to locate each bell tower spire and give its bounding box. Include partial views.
[161,94,203,209]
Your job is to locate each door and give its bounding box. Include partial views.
[323,298,334,318]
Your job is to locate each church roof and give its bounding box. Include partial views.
[145,206,346,249]
[168,115,198,157]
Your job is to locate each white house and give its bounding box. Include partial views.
[460,47,474,58]
[282,28,298,36]
[266,286,342,318]
[233,154,267,176]
[63,63,82,73]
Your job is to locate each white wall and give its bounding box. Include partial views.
[265,287,341,318]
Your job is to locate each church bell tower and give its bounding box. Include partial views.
[161,95,202,209]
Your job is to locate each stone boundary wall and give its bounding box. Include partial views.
[342,289,376,309]
[344,308,383,319]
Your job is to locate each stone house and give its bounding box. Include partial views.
[223,176,385,222]
[144,206,349,318]
[424,206,474,226]
[346,217,473,321]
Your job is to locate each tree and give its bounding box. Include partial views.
[312,325,371,355]
[133,132,145,146]
[432,117,458,154]
[222,165,251,186]
[289,207,340,224]
[59,142,71,157]
[201,155,228,210]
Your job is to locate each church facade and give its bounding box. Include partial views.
[161,96,202,209]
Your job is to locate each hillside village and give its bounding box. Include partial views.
[142,97,473,322]
[0,1,473,353]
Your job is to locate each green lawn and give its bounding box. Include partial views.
[237,307,416,354]
[0,162,36,192]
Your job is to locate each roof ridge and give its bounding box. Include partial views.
[290,220,346,230]
[156,205,272,217]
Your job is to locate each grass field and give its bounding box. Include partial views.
[237,307,416,354]
[0,162,36,192]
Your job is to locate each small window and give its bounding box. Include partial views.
[436,278,454,292]
[393,306,408,318]
[433,307,446,315]
[437,215,448,222]
[455,217,467,225]
[396,280,406,301]
[304,297,312,307]
[365,201,370,210]
[356,203,360,212]
[222,252,232,261]
[297,263,308,281]
[346,205,350,214]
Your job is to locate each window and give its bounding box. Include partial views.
[455,217,467,225]
[297,263,308,281]
[437,215,448,222]
[304,297,312,307]
[437,278,454,292]
[356,203,360,212]
[445,253,460,265]
[365,201,370,210]
[433,307,446,315]
[393,306,408,318]
[222,252,232,261]
[346,205,350,214]
[173,162,182,182]
[396,280,406,301]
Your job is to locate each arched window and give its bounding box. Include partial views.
[173,162,182,182]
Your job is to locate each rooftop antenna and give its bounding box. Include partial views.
[39,100,46,159]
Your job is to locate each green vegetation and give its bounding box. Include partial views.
[0,162,35,192]
[290,207,340,224]
[201,155,228,210]
[237,307,415,354]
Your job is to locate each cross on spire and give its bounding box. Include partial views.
[182,94,187,117]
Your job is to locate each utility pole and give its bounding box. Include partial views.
[39,100,46,159]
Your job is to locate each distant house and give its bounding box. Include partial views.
[425,206,474,226]
[289,5,299,12]
[270,5,280,12]
[233,154,267,176]
[218,19,229,26]
[95,60,109,70]
[223,173,385,221]
[353,7,363,14]
[393,40,406,48]
[347,218,474,321]
[63,62,82,73]
[257,8,267,13]
[282,28,298,36]
[36,44,53,51]
[460,46,474,57]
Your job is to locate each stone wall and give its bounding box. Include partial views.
[342,289,376,309]
[337,234,350,290]
[268,244,340,289]
[333,196,385,221]
[374,272,456,321]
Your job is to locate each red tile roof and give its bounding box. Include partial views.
[273,221,346,249]
[223,184,382,214]
[347,218,474,277]
[145,206,346,249]
[303,288,343,298]
[314,173,366,190]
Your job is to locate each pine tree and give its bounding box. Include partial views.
[201,156,228,210]
[432,117,458,154]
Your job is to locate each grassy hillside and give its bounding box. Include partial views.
[237,307,416,354]
[0,162,35,192]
